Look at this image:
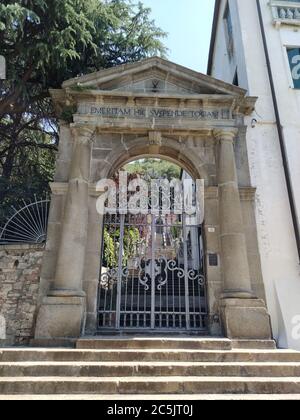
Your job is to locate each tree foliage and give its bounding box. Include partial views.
[125,159,181,181]
[103,226,140,268]
[0,0,167,224]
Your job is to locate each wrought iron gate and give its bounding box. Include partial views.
[98,210,208,332]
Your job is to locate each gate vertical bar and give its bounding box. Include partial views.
[183,213,190,330]
[116,214,125,329]
[98,178,208,332]
[151,214,156,329]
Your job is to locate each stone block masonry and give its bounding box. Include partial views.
[0,245,44,346]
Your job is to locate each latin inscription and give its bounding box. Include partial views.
[79,105,231,120]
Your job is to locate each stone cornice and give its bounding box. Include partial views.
[66,89,241,102]
[49,90,256,120]
[72,120,235,136]
[65,89,257,116]
[61,56,247,97]
[72,124,216,138]
[205,186,256,201]
[50,182,106,197]
[51,182,256,202]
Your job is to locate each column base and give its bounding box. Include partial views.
[220,298,272,340]
[221,289,256,299]
[48,289,86,298]
[35,296,86,340]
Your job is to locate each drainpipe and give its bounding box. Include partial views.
[256,0,300,263]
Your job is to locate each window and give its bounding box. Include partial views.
[287,48,300,89]
[233,69,239,86]
[224,2,234,58]
[224,3,233,38]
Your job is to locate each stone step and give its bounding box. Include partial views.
[0,376,300,395]
[76,337,232,351]
[231,340,276,350]
[1,361,300,378]
[1,349,300,363]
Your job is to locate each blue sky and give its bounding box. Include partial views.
[142,0,215,73]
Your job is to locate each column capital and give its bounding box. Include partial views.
[213,128,238,143]
[71,125,96,145]
[59,119,71,128]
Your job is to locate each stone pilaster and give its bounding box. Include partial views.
[214,128,272,340]
[215,128,254,299]
[50,126,95,296]
[35,126,95,341]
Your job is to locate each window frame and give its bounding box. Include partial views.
[285,45,300,89]
[223,1,234,59]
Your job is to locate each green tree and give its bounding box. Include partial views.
[125,159,181,181]
[0,0,167,224]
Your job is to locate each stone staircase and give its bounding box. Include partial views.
[0,337,300,399]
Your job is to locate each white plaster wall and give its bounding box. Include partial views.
[210,0,249,89]
[210,0,300,350]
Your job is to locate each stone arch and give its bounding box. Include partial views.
[97,136,210,183]
[94,140,209,334]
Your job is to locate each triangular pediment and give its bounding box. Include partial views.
[62,57,246,97]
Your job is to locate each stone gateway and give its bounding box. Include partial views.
[33,57,272,344]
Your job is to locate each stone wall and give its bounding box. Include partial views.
[0,245,44,346]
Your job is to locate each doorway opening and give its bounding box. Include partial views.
[97,158,208,333]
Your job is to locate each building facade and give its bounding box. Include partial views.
[208,0,300,350]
